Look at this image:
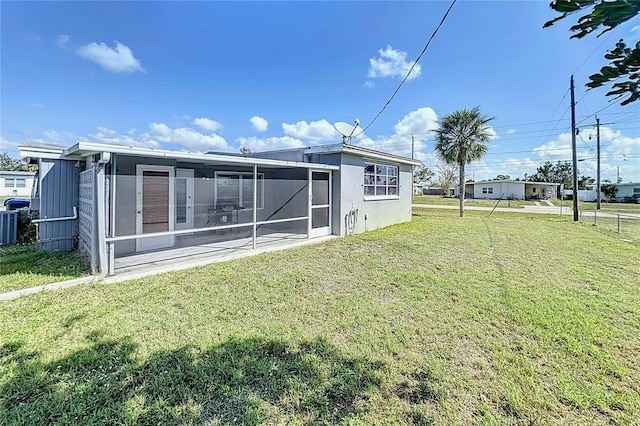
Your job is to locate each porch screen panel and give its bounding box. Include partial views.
[142,171,170,233]
[256,166,308,237]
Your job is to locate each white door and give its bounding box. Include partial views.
[136,165,175,252]
[309,170,331,238]
[175,169,194,231]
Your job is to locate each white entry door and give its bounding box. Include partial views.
[309,170,331,238]
[136,165,175,252]
[175,169,194,231]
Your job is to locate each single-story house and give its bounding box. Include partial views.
[616,182,640,201]
[20,141,420,276]
[0,170,36,198]
[454,180,560,200]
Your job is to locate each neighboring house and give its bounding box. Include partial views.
[454,180,559,200]
[560,189,602,202]
[20,141,420,276]
[616,182,640,201]
[0,170,35,198]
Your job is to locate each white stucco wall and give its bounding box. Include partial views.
[0,171,35,197]
[616,183,640,200]
[473,182,525,199]
[335,154,413,237]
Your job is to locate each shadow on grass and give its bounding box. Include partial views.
[1,333,384,424]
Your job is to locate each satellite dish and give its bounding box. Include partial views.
[333,119,360,144]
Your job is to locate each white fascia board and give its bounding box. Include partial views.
[19,148,66,160]
[306,143,421,166]
[64,142,339,170]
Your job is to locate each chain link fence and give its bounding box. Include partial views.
[579,211,640,242]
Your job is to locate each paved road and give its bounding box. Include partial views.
[412,204,640,219]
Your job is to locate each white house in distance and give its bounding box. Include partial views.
[0,171,35,198]
[455,180,560,200]
[616,182,640,201]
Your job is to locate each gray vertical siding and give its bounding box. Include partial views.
[38,159,79,252]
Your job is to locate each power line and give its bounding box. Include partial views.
[356,0,457,136]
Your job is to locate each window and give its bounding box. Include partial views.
[633,188,640,195]
[532,187,536,193]
[16,179,26,188]
[364,162,398,198]
[4,178,14,188]
[215,172,264,209]
[482,187,494,194]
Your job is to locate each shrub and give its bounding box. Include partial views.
[17,211,36,244]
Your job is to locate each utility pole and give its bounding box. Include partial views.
[411,135,415,159]
[570,75,579,221]
[596,116,601,210]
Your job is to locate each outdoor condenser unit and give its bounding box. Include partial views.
[0,211,19,245]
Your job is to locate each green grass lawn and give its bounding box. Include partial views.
[1,210,639,424]
[0,244,91,293]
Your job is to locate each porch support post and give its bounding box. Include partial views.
[95,164,108,276]
[108,154,116,276]
[252,163,257,250]
[307,169,312,239]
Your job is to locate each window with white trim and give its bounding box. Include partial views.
[4,178,15,188]
[215,172,264,209]
[482,187,494,194]
[364,162,398,197]
[16,179,26,188]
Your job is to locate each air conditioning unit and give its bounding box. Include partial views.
[0,211,19,245]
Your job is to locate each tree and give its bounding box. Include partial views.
[0,152,34,171]
[601,180,618,200]
[434,106,494,217]
[544,0,640,105]
[525,161,573,187]
[436,164,457,197]
[413,164,435,185]
[578,175,595,190]
[494,174,510,180]
[239,147,253,154]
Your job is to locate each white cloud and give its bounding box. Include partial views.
[507,129,516,134]
[236,136,304,152]
[367,45,421,81]
[144,123,228,152]
[43,130,78,144]
[364,80,375,89]
[27,103,44,109]
[57,34,70,48]
[1,137,23,158]
[282,119,338,143]
[393,107,438,138]
[193,118,222,132]
[88,121,229,152]
[90,126,152,148]
[249,116,268,133]
[76,41,144,73]
[354,107,439,158]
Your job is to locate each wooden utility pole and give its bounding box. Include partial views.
[596,116,601,210]
[570,75,579,222]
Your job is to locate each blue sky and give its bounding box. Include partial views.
[2,1,638,182]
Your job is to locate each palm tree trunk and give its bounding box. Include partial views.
[459,164,465,217]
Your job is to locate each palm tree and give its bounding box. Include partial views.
[434,106,494,217]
